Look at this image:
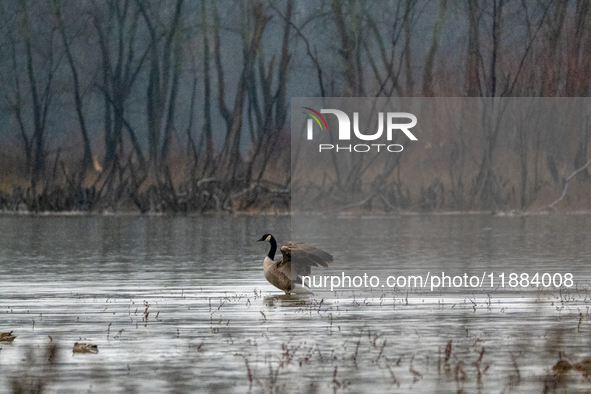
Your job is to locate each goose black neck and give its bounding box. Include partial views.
[268,236,277,260]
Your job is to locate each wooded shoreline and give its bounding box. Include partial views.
[2,1,591,214]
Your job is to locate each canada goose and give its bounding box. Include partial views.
[73,342,99,354]
[0,332,16,343]
[257,234,333,294]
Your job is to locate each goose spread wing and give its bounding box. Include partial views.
[277,241,333,278]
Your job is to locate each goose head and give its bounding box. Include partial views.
[257,234,278,262]
[256,234,274,242]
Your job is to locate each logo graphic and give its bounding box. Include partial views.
[304,108,417,153]
[303,107,329,139]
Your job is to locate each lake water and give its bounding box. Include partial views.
[0,214,590,393]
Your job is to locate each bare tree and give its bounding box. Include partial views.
[564,0,591,96]
[422,0,448,96]
[92,0,148,170]
[331,0,359,96]
[137,0,184,171]
[539,0,567,96]
[53,0,93,182]
[1,4,34,176]
[245,0,293,186]
[4,0,60,189]
[402,0,417,95]
[465,0,482,96]
[201,0,214,171]
[216,1,270,177]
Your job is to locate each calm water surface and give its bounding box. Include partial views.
[0,214,590,393]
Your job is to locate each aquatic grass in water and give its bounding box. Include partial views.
[0,214,591,393]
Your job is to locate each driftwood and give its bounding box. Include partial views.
[543,158,591,211]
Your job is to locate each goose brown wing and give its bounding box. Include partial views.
[279,241,333,277]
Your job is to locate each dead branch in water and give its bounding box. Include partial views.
[542,158,591,211]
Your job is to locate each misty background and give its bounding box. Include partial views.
[0,0,590,212]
